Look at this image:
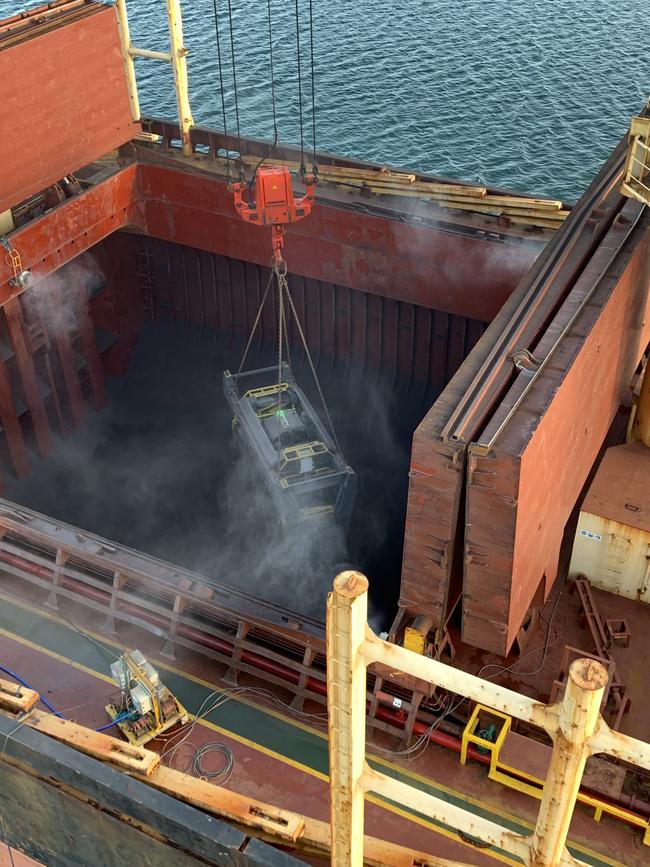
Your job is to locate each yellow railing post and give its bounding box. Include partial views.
[166,0,194,156]
[327,571,369,867]
[113,1,194,155]
[115,0,141,122]
[325,574,650,865]
[531,659,607,867]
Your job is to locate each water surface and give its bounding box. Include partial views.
[4,2,648,199]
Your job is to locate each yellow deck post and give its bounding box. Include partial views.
[114,1,194,154]
[166,0,194,156]
[327,571,369,867]
[114,0,141,122]
[531,659,608,866]
[325,574,650,865]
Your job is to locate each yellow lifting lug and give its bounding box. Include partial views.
[1,235,32,289]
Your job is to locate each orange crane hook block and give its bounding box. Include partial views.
[231,165,316,269]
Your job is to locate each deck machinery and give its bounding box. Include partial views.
[106,650,188,746]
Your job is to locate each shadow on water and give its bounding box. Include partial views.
[5,321,437,627]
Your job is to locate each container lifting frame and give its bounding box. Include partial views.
[326,571,650,867]
[114,0,194,155]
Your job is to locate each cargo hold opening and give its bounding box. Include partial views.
[0,233,487,627]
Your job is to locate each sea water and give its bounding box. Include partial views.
[3,0,648,200]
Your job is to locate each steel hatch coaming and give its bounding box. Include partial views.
[397,120,639,636]
[136,161,539,323]
[0,159,538,328]
[463,204,650,655]
[0,164,143,308]
[0,712,300,866]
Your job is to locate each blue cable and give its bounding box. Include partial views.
[95,712,131,732]
[1,664,132,732]
[0,664,65,718]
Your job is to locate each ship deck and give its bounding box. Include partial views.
[0,577,646,867]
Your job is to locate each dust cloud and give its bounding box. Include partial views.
[4,321,423,628]
[22,253,104,340]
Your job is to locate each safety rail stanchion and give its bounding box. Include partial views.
[326,571,650,867]
[326,571,368,867]
[531,659,607,865]
[114,0,194,155]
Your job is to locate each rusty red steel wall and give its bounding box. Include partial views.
[463,203,650,654]
[137,162,538,323]
[397,260,542,625]
[0,258,106,488]
[0,162,539,326]
[396,127,634,636]
[107,233,486,392]
[0,4,138,215]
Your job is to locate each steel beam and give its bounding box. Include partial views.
[70,276,107,409]
[329,574,650,866]
[4,297,52,458]
[42,276,86,427]
[0,358,29,478]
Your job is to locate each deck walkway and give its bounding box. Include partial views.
[0,586,642,866]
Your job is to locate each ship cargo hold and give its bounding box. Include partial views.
[1,3,650,867]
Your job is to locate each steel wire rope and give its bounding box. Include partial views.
[284,281,342,454]
[211,0,232,181]
[277,266,286,412]
[194,741,235,782]
[282,290,292,370]
[248,0,280,191]
[308,0,317,174]
[225,0,244,180]
[294,0,306,174]
[237,268,275,374]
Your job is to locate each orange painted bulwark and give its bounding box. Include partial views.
[0,164,141,303]
[0,4,139,214]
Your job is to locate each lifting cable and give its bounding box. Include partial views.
[277,264,285,414]
[238,262,342,454]
[283,276,341,454]
[237,269,275,375]
[222,2,336,449]
[248,0,280,192]
[308,0,318,175]
[226,0,244,181]
[213,1,318,183]
[294,0,306,177]
[211,0,232,182]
